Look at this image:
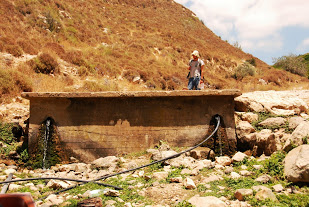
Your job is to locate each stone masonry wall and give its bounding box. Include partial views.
[22,90,240,162]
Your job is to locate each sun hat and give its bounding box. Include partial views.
[191,50,200,58]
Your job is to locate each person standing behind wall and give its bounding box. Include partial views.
[187,50,205,90]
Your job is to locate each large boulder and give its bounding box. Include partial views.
[284,145,309,183]
[258,117,286,128]
[254,129,278,156]
[235,91,309,115]
[283,121,309,151]
[236,121,256,151]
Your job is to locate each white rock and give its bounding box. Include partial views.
[188,195,227,207]
[91,156,119,169]
[4,168,16,175]
[284,145,309,183]
[232,152,248,163]
[234,189,253,201]
[255,174,272,183]
[152,172,169,180]
[215,156,232,166]
[8,184,22,191]
[284,122,309,151]
[255,188,277,201]
[272,184,284,192]
[183,177,196,189]
[231,172,241,179]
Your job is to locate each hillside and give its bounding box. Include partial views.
[0,0,308,102]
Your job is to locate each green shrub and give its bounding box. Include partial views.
[246,58,257,67]
[5,45,23,57]
[63,50,86,66]
[30,53,58,74]
[0,69,32,95]
[0,122,14,144]
[174,200,193,207]
[233,62,255,80]
[0,69,15,94]
[273,54,308,77]
[262,151,286,179]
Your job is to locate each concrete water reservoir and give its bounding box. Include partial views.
[22,90,241,162]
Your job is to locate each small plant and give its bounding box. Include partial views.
[30,53,58,74]
[233,62,255,80]
[5,45,23,57]
[0,122,15,144]
[167,166,184,182]
[174,200,193,207]
[233,41,242,51]
[246,58,257,67]
[262,151,286,180]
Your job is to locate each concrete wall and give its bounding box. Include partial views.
[22,90,241,162]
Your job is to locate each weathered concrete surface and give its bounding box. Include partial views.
[22,90,241,162]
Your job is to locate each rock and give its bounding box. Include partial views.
[201,174,223,183]
[8,150,20,159]
[8,184,22,191]
[152,172,169,180]
[215,156,232,166]
[167,156,196,168]
[232,152,248,163]
[236,121,256,151]
[188,195,227,207]
[4,168,16,175]
[91,156,119,170]
[234,189,253,201]
[230,172,241,179]
[239,170,252,176]
[255,129,277,156]
[255,174,272,183]
[104,189,120,197]
[236,121,256,138]
[74,163,91,173]
[46,180,73,189]
[289,117,305,129]
[283,122,309,151]
[190,147,215,160]
[224,166,234,174]
[235,91,309,115]
[124,203,132,207]
[236,112,259,123]
[284,145,309,183]
[255,188,277,201]
[253,165,263,170]
[45,194,65,206]
[151,150,178,161]
[77,197,103,207]
[183,177,196,189]
[170,176,183,183]
[258,117,286,127]
[252,185,272,192]
[272,184,284,192]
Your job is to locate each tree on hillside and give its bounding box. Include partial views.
[272,54,308,77]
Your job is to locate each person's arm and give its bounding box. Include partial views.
[200,64,204,81]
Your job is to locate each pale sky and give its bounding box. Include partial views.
[174,0,309,65]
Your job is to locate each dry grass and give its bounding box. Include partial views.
[0,0,308,101]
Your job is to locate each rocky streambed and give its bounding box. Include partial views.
[0,90,309,206]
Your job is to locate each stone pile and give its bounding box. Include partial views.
[0,144,308,206]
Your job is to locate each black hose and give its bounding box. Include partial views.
[48,115,221,196]
[0,177,122,190]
